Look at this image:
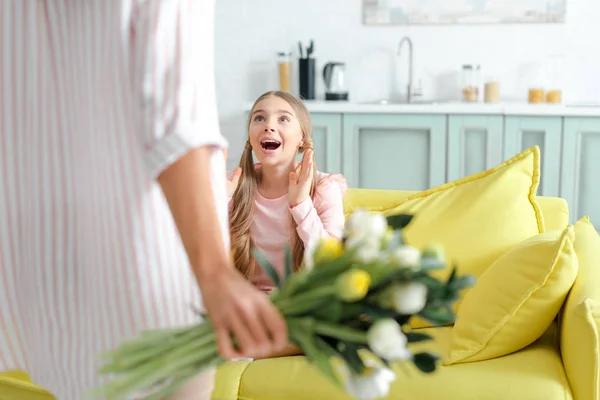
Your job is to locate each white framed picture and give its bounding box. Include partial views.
[363,0,566,25]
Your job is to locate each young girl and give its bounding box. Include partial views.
[227,90,347,290]
[226,91,347,357]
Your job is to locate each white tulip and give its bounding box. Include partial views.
[389,282,428,315]
[355,245,381,263]
[390,245,421,268]
[345,235,381,263]
[338,360,396,400]
[367,318,412,361]
[346,210,388,243]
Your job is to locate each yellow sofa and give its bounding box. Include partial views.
[211,188,599,400]
[2,190,597,400]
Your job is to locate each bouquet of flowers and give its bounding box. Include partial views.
[92,211,475,400]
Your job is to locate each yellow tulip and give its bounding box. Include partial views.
[313,237,344,264]
[335,269,372,302]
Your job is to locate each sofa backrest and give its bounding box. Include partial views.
[343,188,570,233]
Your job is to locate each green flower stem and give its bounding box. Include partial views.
[103,322,210,361]
[287,321,342,388]
[105,327,216,374]
[275,285,336,314]
[105,325,204,368]
[99,333,217,398]
[312,321,368,343]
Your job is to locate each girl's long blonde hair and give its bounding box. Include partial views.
[229,90,318,279]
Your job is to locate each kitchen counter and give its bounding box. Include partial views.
[244,100,600,117]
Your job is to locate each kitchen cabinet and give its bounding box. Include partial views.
[311,113,342,174]
[503,116,563,197]
[243,101,600,229]
[447,115,504,182]
[341,114,447,190]
[560,117,600,230]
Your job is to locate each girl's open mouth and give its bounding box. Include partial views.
[260,139,282,153]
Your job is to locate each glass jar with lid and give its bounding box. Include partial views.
[484,75,500,103]
[462,64,480,102]
[278,52,291,92]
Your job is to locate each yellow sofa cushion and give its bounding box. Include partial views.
[561,216,600,400]
[344,191,569,232]
[212,325,571,400]
[0,370,56,400]
[381,146,543,328]
[446,225,578,364]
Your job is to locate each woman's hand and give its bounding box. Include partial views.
[199,266,288,359]
[288,149,313,207]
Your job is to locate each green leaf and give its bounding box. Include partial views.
[339,342,366,374]
[395,314,411,326]
[313,320,368,343]
[412,352,439,373]
[446,266,458,284]
[290,326,341,388]
[386,214,414,230]
[406,332,433,343]
[448,275,477,292]
[418,308,456,326]
[252,248,280,286]
[414,275,445,292]
[420,256,447,271]
[337,302,365,322]
[366,267,415,295]
[363,304,398,320]
[288,250,355,295]
[275,268,310,299]
[314,335,342,358]
[313,300,344,322]
[283,243,293,286]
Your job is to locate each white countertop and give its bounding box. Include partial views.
[244,100,600,117]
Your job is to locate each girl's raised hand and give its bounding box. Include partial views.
[227,168,242,198]
[288,149,313,207]
[224,148,242,197]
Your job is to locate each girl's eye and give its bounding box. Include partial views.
[279,116,289,122]
[254,115,264,122]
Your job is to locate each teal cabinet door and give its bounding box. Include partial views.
[342,114,447,190]
[311,113,342,174]
[560,117,600,229]
[503,116,562,197]
[447,115,504,182]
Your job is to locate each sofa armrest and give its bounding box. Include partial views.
[0,371,56,400]
[212,360,253,400]
[560,217,600,400]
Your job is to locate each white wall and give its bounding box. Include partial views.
[215,0,600,167]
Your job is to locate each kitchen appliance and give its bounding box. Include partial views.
[323,62,349,101]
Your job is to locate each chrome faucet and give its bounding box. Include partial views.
[397,36,422,103]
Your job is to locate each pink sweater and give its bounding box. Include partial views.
[228,170,347,292]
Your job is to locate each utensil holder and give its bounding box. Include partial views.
[299,58,315,100]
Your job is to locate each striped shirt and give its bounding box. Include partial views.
[0,1,229,398]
